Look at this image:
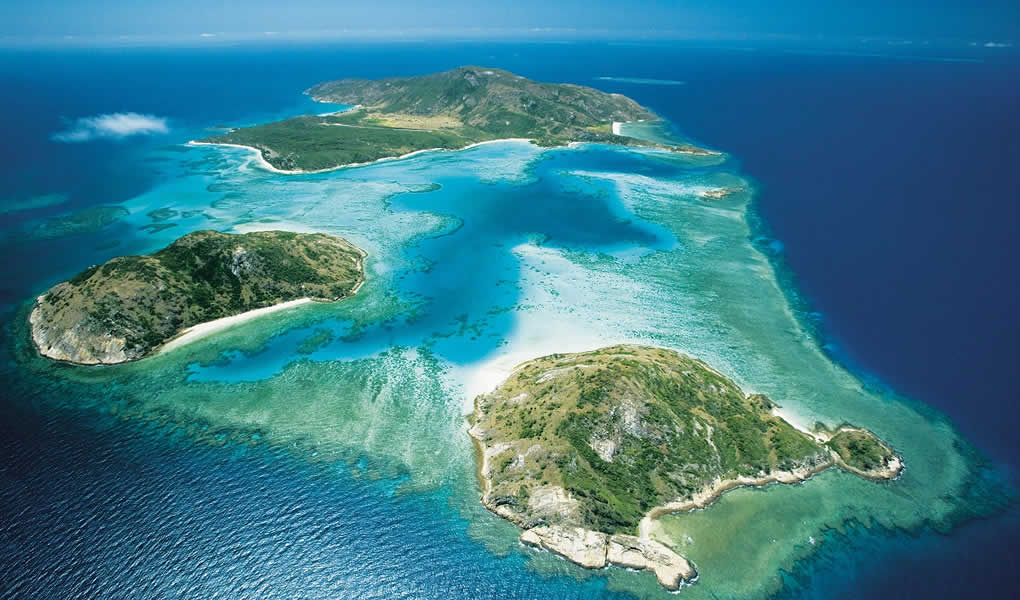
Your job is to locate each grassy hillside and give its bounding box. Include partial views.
[202,67,713,171]
[205,115,475,172]
[470,345,898,535]
[30,230,364,364]
[306,66,654,136]
[826,428,897,473]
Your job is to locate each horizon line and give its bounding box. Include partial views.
[0,28,1014,50]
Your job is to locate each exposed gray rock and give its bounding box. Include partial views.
[519,525,697,590]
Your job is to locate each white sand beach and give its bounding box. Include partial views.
[187,138,536,175]
[158,298,313,354]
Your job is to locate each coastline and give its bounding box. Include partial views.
[159,244,366,355]
[638,425,903,533]
[469,401,698,589]
[6,54,1007,600]
[30,241,369,365]
[470,436,897,590]
[190,132,713,177]
[158,245,366,355]
[637,460,837,538]
[187,138,536,175]
[470,378,902,589]
[157,298,314,354]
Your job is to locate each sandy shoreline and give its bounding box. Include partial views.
[157,298,313,354]
[157,244,366,355]
[190,128,713,176]
[187,138,536,175]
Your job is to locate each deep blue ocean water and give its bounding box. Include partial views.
[1,41,1018,598]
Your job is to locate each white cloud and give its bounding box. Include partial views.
[52,112,169,143]
[200,33,216,38]
[984,41,1012,48]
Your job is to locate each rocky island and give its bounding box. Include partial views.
[30,230,365,365]
[469,345,901,589]
[198,66,715,172]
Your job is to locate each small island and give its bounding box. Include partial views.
[700,187,743,200]
[30,230,365,365]
[197,66,716,173]
[469,345,901,589]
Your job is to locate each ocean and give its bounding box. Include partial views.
[0,41,1017,599]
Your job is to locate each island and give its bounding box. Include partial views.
[469,345,901,589]
[30,230,365,365]
[196,66,716,173]
[700,187,743,200]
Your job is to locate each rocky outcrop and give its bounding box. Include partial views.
[519,525,697,590]
[470,345,902,590]
[608,534,697,589]
[520,526,609,569]
[29,306,132,364]
[839,453,903,480]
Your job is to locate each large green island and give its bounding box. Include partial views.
[470,345,901,589]
[197,66,715,172]
[30,230,365,365]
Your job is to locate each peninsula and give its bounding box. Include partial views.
[30,230,365,365]
[198,66,715,172]
[469,345,901,589]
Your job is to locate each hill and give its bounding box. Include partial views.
[200,67,714,172]
[30,230,365,364]
[469,345,901,588]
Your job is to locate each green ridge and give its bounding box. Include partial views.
[202,66,713,171]
[471,345,899,534]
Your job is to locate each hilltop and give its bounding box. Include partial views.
[199,67,714,172]
[469,345,901,589]
[30,230,365,364]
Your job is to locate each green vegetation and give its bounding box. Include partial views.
[201,67,714,171]
[471,345,900,535]
[206,115,473,172]
[826,429,896,473]
[30,230,365,364]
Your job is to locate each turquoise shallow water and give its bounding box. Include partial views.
[1,44,1015,599]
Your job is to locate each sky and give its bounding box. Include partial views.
[0,0,1018,43]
